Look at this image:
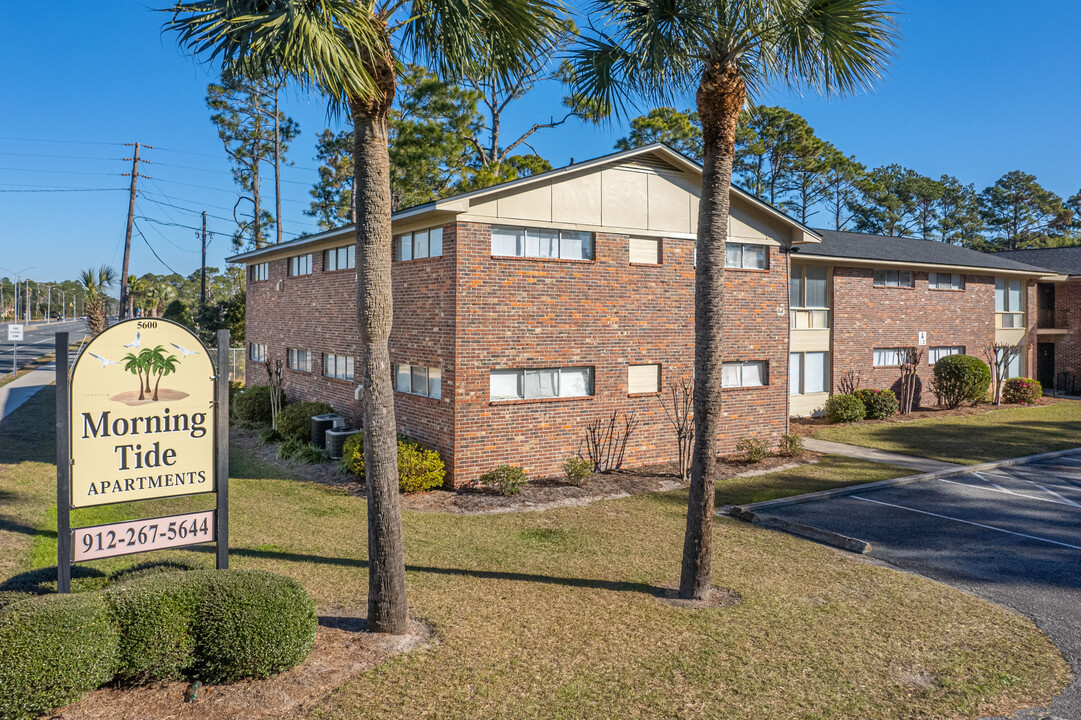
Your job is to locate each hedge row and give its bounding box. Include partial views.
[340,432,446,493]
[0,569,317,720]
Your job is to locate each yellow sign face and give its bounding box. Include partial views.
[70,318,215,507]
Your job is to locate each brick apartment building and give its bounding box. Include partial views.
[231,145,818,484]
[231,145,1063,484]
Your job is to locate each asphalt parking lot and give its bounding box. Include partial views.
[756,454,1081,720]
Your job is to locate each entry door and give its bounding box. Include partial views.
[1037,343,1055,390]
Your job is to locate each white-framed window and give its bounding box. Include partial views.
[249,343,267,363]
[873,348,913,367]
[324,245,355,271]
[724,243,768,270]
[289,253,313,276]
[288,348,311,372]
[628,364,660,394]
[790,263,830,329]
[491,226,593,261]
[995,277,1025,327]
[324,353,354,380]
[249,262,268,282]
[873,269,914,288]
[629,237,661,265]
[395,227,444,262]
[489,366,593,401]
[789,352,829,395]
[929,272,964,290]
[394,363,441,399]
[721,361,767,388]
[929,346,964,364]
[995,348,1024,379]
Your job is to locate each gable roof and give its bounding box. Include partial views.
[797,229,1054,275]
[994,246,1081,277]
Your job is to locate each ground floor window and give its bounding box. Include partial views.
[490,367,593,401]
[324,353,354,381]
[395,363,441,399]
[929,346,964,364]
[996,348,1024,379]
[288,348,311,372]
[721,361,767,388]
[789,352,828,394]
[628,364,660,394]
[873,348,913,367]
[249,343,267,363]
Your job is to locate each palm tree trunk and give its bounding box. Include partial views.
[351,59,408,635]
[679,65,746,601]
[137,368,145,401]
[153,371,162,401]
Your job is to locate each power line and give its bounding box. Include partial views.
[0,151,126,161]
[135,214,201,254]
[0,166,122,177]
[133,222,182,275]
[0,136,125,146]
[0,187,126,193]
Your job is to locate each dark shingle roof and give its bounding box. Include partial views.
[798,229,1050,273]
[994,247,1081,276]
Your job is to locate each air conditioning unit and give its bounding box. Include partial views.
[325,427,360,460]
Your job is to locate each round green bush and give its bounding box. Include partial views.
[274,402,334,443]
[853,388,899,420]
[0,593,118,720]
[192,570,317,683]
[825,393,866,423]
[340,432,446,493]
[1002,377,1042,405]
[234,384,285,427]
[932,354,991,408]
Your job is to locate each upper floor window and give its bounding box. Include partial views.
[289,254,313,276]
[721,360,767,388]
[249,262,268,282]
[491,226,593,261]
[629,237,661,265]
[249,343,267,363]
[790,264,829,329]
[929,272,964,290]
[490,366,593,401]
[995,277,1025,327]
[724,242,767,270]
[873,269,914,288]
[324,245,355,271]
[394,363,441,399]
[325,353,354,381]
[929,346,964,364]
[395,227,443,261]
[288,348,312,372]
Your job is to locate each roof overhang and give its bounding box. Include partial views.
[793,253,1067,280]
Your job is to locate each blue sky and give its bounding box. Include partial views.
[2,1,1079,285]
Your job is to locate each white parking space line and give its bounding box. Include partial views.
[984,469,1081,497]
[850,495,1081,551]
[940,477,1081,507]
[1059,457,1081,465]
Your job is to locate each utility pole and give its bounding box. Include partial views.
[200,211,208,306]
[120,142,150,321]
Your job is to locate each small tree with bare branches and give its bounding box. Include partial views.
[838,370,861,395]
[582,411,638,473]
[984,342,1022,405]
[263,357,284,430]
[659,380,694,482]
[898,347,922,414]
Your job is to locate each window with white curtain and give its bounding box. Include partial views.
[995,348,1023,379]
[393,363,441,399]
[872,348,913,367]
[928,346,964,364]
[790,264,830,328]
[724,243,768,269]
[489,367,593,400]
[395,227,444,261]
[628,364,660,394]
[324,353,355,380]
[789,352,828,394]
[288,348,311,372]
[995,277,1025,327]
[491,226,593,261]
[721,361,767,388]
[288,254,312,276]
[873,269,914,288]
[249,262,268,282]
[929,272,964,290]
[249,343,267,362]
[324,245,355,271]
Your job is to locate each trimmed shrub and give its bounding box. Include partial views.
[932,354,991,408]
[736,437,771,463]
[340,433,446,493]
[825,393,866,423]
[234,385,284,427]
[192,570,317,683]
[1003,377,1043,405]
[854,388,899,420]
[294,443,327,464]
[479,465,528,496]
[777,434,805,458]
[562,456,593,487]
[277,436,305,460]
[0,593,118,720]
[275,402,335,443]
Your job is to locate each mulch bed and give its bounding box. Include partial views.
[232,428,820,514]
[789,396,1071,437]
[47,616,432,720]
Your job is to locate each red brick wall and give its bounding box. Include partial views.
[450,222,788,483]
[1054,280,1081,380]
[830,268,998,405]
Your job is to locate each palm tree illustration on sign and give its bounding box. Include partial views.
[113,345,188,406]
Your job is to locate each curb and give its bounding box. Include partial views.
[728,446,1081,518]
[728,506,871,553]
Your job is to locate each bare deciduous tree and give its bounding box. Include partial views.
[983,342,1022,405]
[582,411,638,473]
[898,347,922,414]
[660,381,695,482]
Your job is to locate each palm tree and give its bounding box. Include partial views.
[571,0,897,600]
[122,351,151,400]
[78,265,118,336]
[166,0,565,634]
[148,346,180,401]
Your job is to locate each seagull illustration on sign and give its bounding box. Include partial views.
[170,342,199,357]
[88,352,120,368]
[123,332,141,349]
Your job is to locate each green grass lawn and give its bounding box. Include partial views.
[0,389,1069,719]
[814,400,1081,465]
[715,455,912,506]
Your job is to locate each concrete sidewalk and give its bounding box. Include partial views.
[0,368,56,423]
[803,437,961,473]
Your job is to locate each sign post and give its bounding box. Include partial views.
[56,319,228,591]
[7,323,22,377]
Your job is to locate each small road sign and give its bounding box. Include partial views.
[7,324,23,342]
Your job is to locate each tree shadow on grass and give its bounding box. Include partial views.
[0,514,55,539]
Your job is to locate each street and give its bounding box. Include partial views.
[0,318,89,375]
